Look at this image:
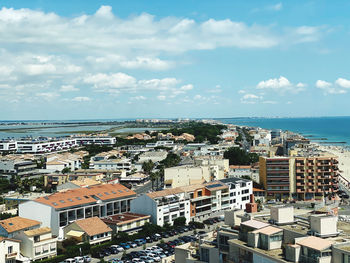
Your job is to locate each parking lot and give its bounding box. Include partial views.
[90,220,224,263]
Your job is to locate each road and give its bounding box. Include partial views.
[91,222,224,263]
[133,181,152,194]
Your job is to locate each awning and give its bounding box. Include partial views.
[66,230,84,237]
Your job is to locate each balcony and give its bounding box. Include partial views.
[296,169,305,173]
[297,189,305,193]
[6,252,18,259]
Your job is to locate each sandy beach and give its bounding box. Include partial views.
[317,144,350,181]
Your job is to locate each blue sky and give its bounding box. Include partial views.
[1,0,350,120]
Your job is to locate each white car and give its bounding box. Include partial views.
[111,245,124,252]
[146,253,161,262]
[65,259,75,263]
[132,259,145,263]
[74,257,84,263]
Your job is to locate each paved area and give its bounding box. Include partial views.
[91,222,224,262]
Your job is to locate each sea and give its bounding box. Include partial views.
[1,116,350,146]
[217,116,350,146]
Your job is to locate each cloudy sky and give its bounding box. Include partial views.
[1,0,350,120]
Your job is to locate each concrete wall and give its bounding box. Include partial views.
[270,206,294,225]
[130,195,157,224]
[19,201,54,233]
[310,215,337,237]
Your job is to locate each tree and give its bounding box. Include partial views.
[223,147,259,165]
[160,153,181,168]
[142,160,155,174]
[173,217,186,227]
[61,167,71,174]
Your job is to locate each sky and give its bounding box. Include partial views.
[1,0,350,120]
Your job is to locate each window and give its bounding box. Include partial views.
[34,235,40,243]
[201,248,209,262]
[8,246,13,254]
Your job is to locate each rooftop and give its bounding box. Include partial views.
[24,227,51,237]
[296,236,334,251]
[241,219,270,229]
[253,226,283,236]
[0,216,40,233]
[101,212,150,225]
[35,183,136,209]
[74,217,112,236]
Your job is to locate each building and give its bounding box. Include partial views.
[0,217,41,238]
[45,153,82,172]
[259,155,340,201]
[57,178,101,191]
[138,151,168,163]
[119,173,149,186]
[164,166,211,188]
[15,227,57,261]
[0,140,17,152]
[3,192,49,211]
[0,159,37,180]
[219,178,253,210]
[89,158,132,171]
[101,212,150,235]
[43,173,104,190]
[74,135,116,145]
[19,184,136,236]
[131,181,233,226]
[64,217,112,245]
[16,138,77,154]
[0,237,23,263]
[259,156,291,201]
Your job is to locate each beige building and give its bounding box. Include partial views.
[102,212,150,235]
[15,227,57,261]
[0,237,22,263]
[64,217,112,245]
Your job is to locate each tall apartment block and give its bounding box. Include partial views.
[259,156,339,201]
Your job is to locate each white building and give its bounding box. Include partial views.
[138,151,168,163]
[19,184,137,236]
[0,237,22,263]
[45,153,81,172]
[131,188,192,226]
[0,140,17,152]
[74,135,116,145]
[0,159,37,179]
[219,178,253,210]
[89,158,132,171]
[252,129,271,147]
[17,138,77,154]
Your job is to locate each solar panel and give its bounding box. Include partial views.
[206,183,223,189]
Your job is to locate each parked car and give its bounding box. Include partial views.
[65,259,76,263]
[83,256,91,263]
[140,256,155,263]
[111,245,124,252]
[120,242,131,249]
[145,236,153,243]
[102,248,112,256]
[127,241,138,248]
[74,257,84,263]
[161,232,169,238]
[91,251,104,259]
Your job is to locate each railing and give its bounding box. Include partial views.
[6,252,18,258]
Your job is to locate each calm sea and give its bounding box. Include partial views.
[217,116,350,146]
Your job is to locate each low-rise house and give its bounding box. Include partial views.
[101,212,150,235]
[15,227,57,261]
[0,217,41,238]
[0,237,23,263]
[64,217,112,245]
[57,178,101,191]
[138,151,168,163]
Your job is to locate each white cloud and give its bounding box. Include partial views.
[269,3,282,11]
[263,100,277,104]
[257,76,305,93]
[316,79,348,94]
[240,93,261,104]
[72,96,91,102]
[157,95,166,100]
[36,92,60,101]
[238,89,246,94]
[60,85,79,92]
[335,78,350,89]
[131,96,146,101]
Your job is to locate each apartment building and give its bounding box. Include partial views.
[260,155,339,201]
[138,151,168,163]
[89,158,132,171]
[74,135,116,145]
[131,181,233,226]
[259,157,291,201]
[15,227,57,261]
[0,237,22,263]
[19,184,136,235]
[0,158,37,179]
[17,138,77,153]
[43,173,104,190]
[219,178,252,210]
[45,153,82,172]
[0,140,17,152]
[164,165,211,188]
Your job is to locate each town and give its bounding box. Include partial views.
[0,120,348,263]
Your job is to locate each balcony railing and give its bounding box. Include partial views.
[6,252,18,259]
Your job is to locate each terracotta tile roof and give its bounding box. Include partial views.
[296,236,334,251]
[102,212,150,226]
[75,217,112,236]
[24,227,51,237]
[35,183,136,209]
[0,216,40,233]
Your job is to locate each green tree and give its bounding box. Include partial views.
[61,167,71,174]
[173,217,186,227]
[142,160,155,174]
[223,147,258,165]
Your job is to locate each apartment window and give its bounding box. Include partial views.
[190,193,194,199]
[34,235,40,243]
[200,248,209,262]
[198,191,202,197]
[8,246,13,254]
